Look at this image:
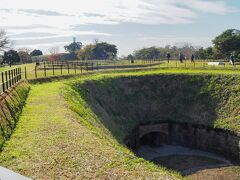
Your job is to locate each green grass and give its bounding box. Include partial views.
[0,78,181,179]
[0,67,240,179]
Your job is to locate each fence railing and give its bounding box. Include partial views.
[0,67,22,94]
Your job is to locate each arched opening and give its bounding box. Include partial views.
[139,131,168,147]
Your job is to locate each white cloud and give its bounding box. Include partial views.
[136,35,212,47]
[0,0,237,54]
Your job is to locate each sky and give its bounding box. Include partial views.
[0,0,240,56]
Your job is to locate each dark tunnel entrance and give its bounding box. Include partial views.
[139,132,168,147]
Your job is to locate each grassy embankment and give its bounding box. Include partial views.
[0,68,239,179]
[0,82,30,148]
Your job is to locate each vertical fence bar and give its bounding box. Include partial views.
[16,68,19,82]
[80,63,83,73]
[35,66,37,78]
[61,65,63,75]
[13,69,16,84]
[11,70,14,85]
[2,72,5,93]
[92,63,94,71]
[25,67,27,79]
[5,71,8,90]
[74,64,76,74]
[8,70,11,88]
[67,63,70,74]
[86,63,88,71]
[20,67,22,80]
[53,65,55,76]
[44,62,46,77]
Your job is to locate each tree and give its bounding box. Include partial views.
[127,54,134,60]
[0,30,10,52]
[77,44,95,60]
[64,38,83,54]
[213,29,240,56]
[3,50,20,66]
[18,51,32,63]
[30,49,43,56]
[133,47,160,59]
[48,46,60,61]
[91,42,118,60]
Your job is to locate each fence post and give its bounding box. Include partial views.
[74,64,76,74]
[67,63,70,74]
[17,68,20,81]
[19,68,22,80]
[2,72,5,93]
[35,66,37,78]
[25,66,27,79]
[13,69,16,84]
[61,65,63,75]
[53,64,55,76]
[86,63,88,71]
[5,71,8,90]
[8,70,11,88]
[92,62,94,71]
[80,63,83,73]
[44,62,46,77]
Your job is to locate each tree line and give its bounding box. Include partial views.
[0,28,239,66]
[128,29,240,61]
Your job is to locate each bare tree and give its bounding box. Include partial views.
[17,47,32,54]
[0,30,10,51]
[49,46,59,55]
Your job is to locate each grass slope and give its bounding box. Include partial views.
[69,72,240,144]
[0,80,180,179]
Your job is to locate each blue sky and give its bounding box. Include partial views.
[0,0,240,56]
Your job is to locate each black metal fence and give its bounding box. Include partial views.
[0,67,22,94]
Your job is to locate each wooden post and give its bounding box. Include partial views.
[5,71,8,90]
[92,62,94,71]
[61,65,63,75]
[44,62,46,77]
[53,64,55,75]
[80,63,82,73]
[67,63,70,74]
[8,70,11,88]
[35,66,37,78]
[10,70,13,86]
[20,68,22,80]
[2,72,5,93]
[25,66,27,79]
[86,63,88,71]
[74,64,76,74]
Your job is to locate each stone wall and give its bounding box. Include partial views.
[128,122,240,162]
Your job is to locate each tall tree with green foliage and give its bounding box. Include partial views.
[30,49,43,56]
[64,38,83,54]
[91,42,117,60]
[213,29,240,56]
[3,50,20,66]
[134,47,160,59]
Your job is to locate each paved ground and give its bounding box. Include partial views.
[137,144,230,163]
[137,144,231,175]
[0,167,31,180]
